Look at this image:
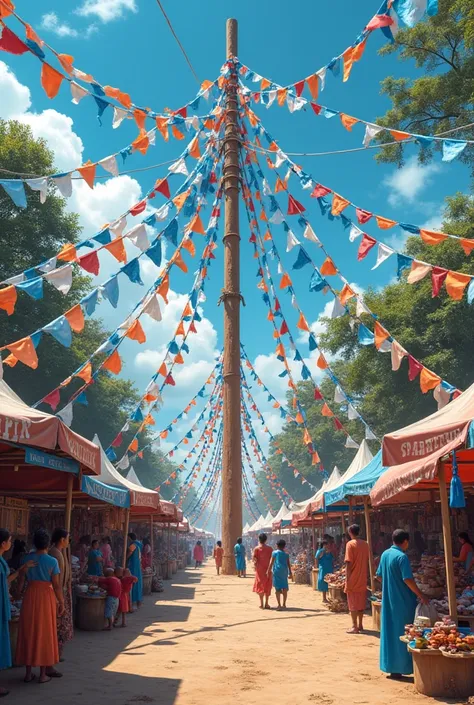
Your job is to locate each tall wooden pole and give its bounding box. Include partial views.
[221,17,242,575]
[363,497,376,593]
[122,508,130,569]
[438,462,458,621]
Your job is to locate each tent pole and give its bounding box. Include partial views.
[65,473,73,534]
[348,496,354,525]
[122,508,130,569]
[363,496,376,593]
[438,461,458,622]
[150,515,154,565]
[311,514,316,565]
[341,509,346,537]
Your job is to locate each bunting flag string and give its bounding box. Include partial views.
[225,0,438,102]
[180,429,222,516]
[237,69,471,164]
[0,2,221,131]
[178,412,223,510]
[242,108,461,407]
[242,108,474,256]
[0,106,224,302]
[241,430,289,509]
[242,453,266,519]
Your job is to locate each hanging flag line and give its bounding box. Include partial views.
[0,104,224,305]
[226,0,438,103]
[245,108,462,406]
[241,366,318,491]
[237,70,472,164]
[31,149,223,427]
[241,429,288,510]
[241,465,262,523]
[242,113,474,256]
[0,2,220,129]
[182,418,223,513]
[241,141,379,445]
[200,484,224,533]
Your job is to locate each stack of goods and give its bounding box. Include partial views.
[76,583,107,598]
[404,618,474,654]
[143,566,153,576]
[292,551,312,585]
[432,587,474,617]
[71,556,82,586]
[327,598,347,613]
[325,567,346,590]
[413,555,446,597]
[152,574,164,593]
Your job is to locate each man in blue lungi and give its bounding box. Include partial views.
[377,529,428,679]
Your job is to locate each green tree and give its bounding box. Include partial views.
[375,0,474,171]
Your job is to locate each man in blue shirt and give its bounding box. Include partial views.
[377,529,428,679]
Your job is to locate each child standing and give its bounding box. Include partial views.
[268,539,293,610]
[115,567,137,626]
[98,568,122,630]
[213,541,224,575]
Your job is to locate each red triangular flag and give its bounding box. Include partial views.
[356,207,373,224]
[357,234,377,261]
[42,389,61,411]
[431,266,448,297]
[154,178,170,198]
[287,194,305,215]
[311,183,332,199]
[78,250,100,275]
[408,355,423,381]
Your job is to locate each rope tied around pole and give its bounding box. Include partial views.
[217,289,246,306]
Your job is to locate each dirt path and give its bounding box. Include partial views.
[0,562,465,705]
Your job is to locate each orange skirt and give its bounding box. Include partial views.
[346,590,367,612]
[16,581,59,667]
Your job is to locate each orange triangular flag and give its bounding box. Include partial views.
[57,243,77,262]
[312,451,320,465]
[445,271,471,300]
[104,85,131,108]
[65,304,85,333]
[129,438,139,452]
[155,116,169,141]
[332,193,350,216]
[277,89,287,106]
[320,257,337,276]
[303,429,312,445]
[342,47,355,82]
[77,160,96,189]
[274,177,287,193]
[321,403,333,417]
[172,250,188,273]
[7,336,38,369]
[182,303,192,317]
[0,285,17,316]
[133,109,147,132]
[374,321,390,350]
[189,136,201,159]
[158,362,167,377]
[279,273,292,289]
[75,362,92,384]
[352,37,368,62]
[260,77,271,90]
[339,283,355,305]
[3,354,17,367]
[158,274,170,303]
[390,129,410,141]
[173,190,189,211]
[171,124,184,140]
[132,130,150,155]
[419,367,441,394]
[174,352,184,364]
[296,312,310,332]
[105,238,127,263]
[175,320,185,337]
[126,319,146,344]
[103,349,122,374]
[58,54,74,75]
[340,113,359,131]
[306,73,319,100]
[316,353,328,370]
[182,237,196,257]
[375,215,397,229]
[41,63,64,99]
[144,414,155,426]
[419,229,448,246]
[460,238,474,256]
[188,213,205,235]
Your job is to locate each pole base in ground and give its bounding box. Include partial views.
[222,553,237,575]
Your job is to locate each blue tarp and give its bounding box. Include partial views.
[324,450,387,507]
[81,474,130,508]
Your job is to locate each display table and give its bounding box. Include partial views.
[75,594,106,631]
[409,646,474,698]
[311,568,318,591]
[142,573,152,596]
[371,600,381,632]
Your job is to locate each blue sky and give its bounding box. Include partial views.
[0,0,470,472]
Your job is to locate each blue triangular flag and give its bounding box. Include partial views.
[0,180,27,209]
[146,239,162,267]
[121,259,143,285]
[43,316,72,347]
[17,276,43,300]
[449,450,465,508]
[102,276,119,308]
[293,247,311,270]
[81,289,99,316]
[442,139,467,162]
[358,324,374,346]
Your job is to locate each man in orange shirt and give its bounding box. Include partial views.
[345,524,371,634]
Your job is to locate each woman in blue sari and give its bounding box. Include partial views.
[315,540,334,603]
[233,538,246,577]
[127,533,143,609]
[0,528,35,697]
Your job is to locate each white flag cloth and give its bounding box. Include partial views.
[143,294,162,321]
[70,81,88,104]
[330,297,346,318]
[349,223,363,242]
[303,223,320,244]
[363,123,384,147]
[275,151,286,168]
[365,426,377,441]
[45,265,73,295]
[379,339,392,353]
[4,273,25,285]
[334,386,345,403]
[347,403,360,421]
[262,179,271,196]
[116,454,130,470]
[99,155,119,177]
[391,340,406,371]
[433,383,451,410]
[266,90,277,108]
[407,262,431,283]
[52,173,72,198]
[155,203,170,221]
[345,435,359,449]
[146,381,160,397]
[316,67,327,90]
[356,297,371,316]
[168,157,188,176]
[126,223,149,251]
[110,217,127,237]
[57,403,73,427]
[270,210,284,224]
[372,243,394,270]
[286,230,300,251]
[277,262,283,275]
[26,177,48,204]
[112,107,128,129]
[38,257,57,274]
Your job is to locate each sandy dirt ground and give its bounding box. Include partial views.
[0,561,467,705]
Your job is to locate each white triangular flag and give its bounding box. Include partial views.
[72,68,94,82]
[407,262,431,283]
[286,230,300,251]
[45,265,73,295]
[252,73,263,83]
[112,106,128,129]
[379,339,392,353]
[168,157,188,176]
[334,386,345,403]
[303,223,320,244]
[191,115,199,130]
[126,223,149,251]
[198,290,206,303]
[270,210,284,224]
[356,297,371,316]
[275,151,286,168]
[38,257,57,274]
[4,273,25,285]
[277,262,283,275]
[365,426,377,441]
[57,403,73,427]
[267,90,277,108]
[52,173,72,198]
[345,435,359,449]
[155,203,170,221]
[146,381,160,397]
[26,177,48,204]
[363,123,384,147]
[349,223,363,242]
[70,81,88,105]
[347,403,359,421]
[143,294,162,321]
[263,179,271,196]
[116,454,130,470]
[99,155,119,177]
[148,129,156,146]
[433,383,451,410]
[316,67,326,90]
[372,243,394,270]
[291,294,298,309]
[110,217,127,237]
[391,340,406,371]
[330,297,345,318]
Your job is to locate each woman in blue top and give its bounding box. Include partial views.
[16,529,65,684]
[127,533,143,609]
[87,539,103,576]
[454,532,474,577]
[315,540,334,603]
[233,538,246,577]
[268,539,293,610]
[0,528,36,697]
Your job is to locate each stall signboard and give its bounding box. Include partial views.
[81,475,130,508]
[25,447,80,474]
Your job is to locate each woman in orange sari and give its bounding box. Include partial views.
[16,529,65,684]
[252,533,273,609]
[213,541,224,575]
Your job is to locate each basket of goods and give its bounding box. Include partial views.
[326,567,346,603]
[142,566,153,596]
[292,552,311,585]
[327,599,348,613]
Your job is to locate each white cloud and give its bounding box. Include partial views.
[76,0,137,22]
[384,157,442,207]
[0,62,31,119]
[19,110,84,172]
[420,204,446,232]
[68,175,142,235]
[41,11,97,38]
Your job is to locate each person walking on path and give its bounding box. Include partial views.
[213,541,223,575]
[16,529,65,684]
[126,533,143,610]
[345,524,371,634]
[49,528,73,661]
[315,540,334,603]
[193,541,204,569]
[234,538,246,577]
[377,529,428,679]
[268,539,292,610]
[252,533,273,609]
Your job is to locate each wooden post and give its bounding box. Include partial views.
[311,514,316,565]
[150,515,154,564]
[363,496,376,593]
[122,508,130,569]
[348,496,354,525]
[341,510,346,537]
[65,473,73,533]
[221,17,242,576]
[176,523,179,557]
[438,462,458,621]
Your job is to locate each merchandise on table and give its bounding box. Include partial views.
[291,550,312,585]
[432,586,474,616]
[325,566,346,590]
[404,617,474,654]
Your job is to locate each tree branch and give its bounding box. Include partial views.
[404,114,460,130]
[395,41,460,71]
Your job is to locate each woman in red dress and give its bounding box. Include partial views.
[252,533,273,609]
